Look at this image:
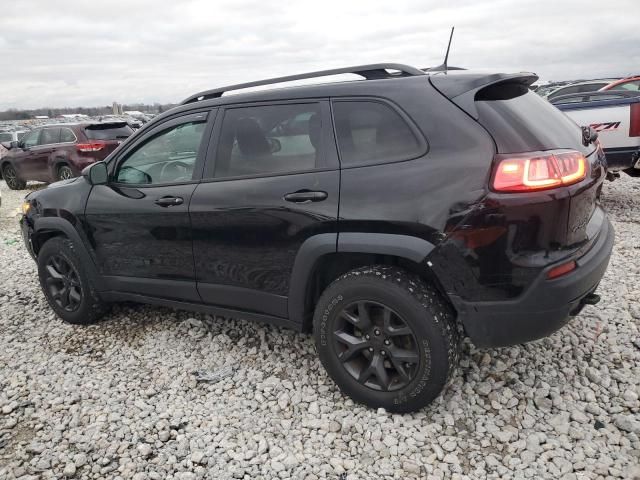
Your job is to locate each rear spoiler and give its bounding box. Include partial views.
[429,72,538,119]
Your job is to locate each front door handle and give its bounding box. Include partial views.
[155,196,184,207]
[283,190,328,203]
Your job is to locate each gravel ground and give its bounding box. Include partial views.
[0,177,639,480]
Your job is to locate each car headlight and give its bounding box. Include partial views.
[21,201,31,215]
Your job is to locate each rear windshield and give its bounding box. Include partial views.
[476,90,591,155]
[85,122,133,140]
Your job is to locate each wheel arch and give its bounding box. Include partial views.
[288,232,445,331]
[32,217,105,290]
[49,156,70,179]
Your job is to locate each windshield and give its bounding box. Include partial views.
[85,122,133,140]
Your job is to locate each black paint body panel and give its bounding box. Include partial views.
[20,71,613,348]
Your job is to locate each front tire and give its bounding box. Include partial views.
[313,266,459,413]
[2,164,26,190]
[37,237,108,325]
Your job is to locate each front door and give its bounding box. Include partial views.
[27,127,59,181]
[190,101,340,318]
[83,111,214,302]
[13,129,41,180]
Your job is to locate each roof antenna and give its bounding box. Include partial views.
[430,27,455,73]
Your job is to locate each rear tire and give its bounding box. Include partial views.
[57,164,74,181]
[37,237,108,325]
[313,265,459,413]
[2,164,26,190]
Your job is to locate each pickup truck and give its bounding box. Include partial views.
[551,91,640,175]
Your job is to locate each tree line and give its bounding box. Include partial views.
[0,103,177,121]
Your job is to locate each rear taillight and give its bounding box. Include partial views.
[630,103,640,137]
[76,141,106,152]
[492,150,587,193]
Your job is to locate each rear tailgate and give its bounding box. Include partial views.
[430,73,606,247]
[84,122,133,158]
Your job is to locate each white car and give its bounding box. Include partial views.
[552,91,640,174]
[0,130,28,159]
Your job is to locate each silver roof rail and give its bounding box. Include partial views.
[181,63,425,104]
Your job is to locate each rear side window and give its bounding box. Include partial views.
[39,128,60,145]
[0,133,11,142]
[214,103,322,178]
[85,123,133,140]
[332,101,421,166]
[60,128,76,143]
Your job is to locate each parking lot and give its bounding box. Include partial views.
[0,178,638,480]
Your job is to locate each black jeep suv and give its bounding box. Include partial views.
[20,64,614,412]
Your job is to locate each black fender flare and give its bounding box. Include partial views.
[33,217,105,290]
[287,232,436,324]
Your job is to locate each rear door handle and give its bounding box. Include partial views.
[155,196,184,207]
[283,190,328,203]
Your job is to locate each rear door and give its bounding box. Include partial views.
[190,100,339,318]
[83,110,215,301]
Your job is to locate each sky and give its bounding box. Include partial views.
[1,0,639,110]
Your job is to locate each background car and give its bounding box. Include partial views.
[551,90,640,174]
[0,121,133,189]
[545,79,621,101]
[0,130,29,161]
[601,76,640,92]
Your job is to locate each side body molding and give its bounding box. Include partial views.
[33,217,105,290]
[287,232,436,324]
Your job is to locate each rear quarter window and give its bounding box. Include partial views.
[85,123,133,140]
[476,90,590,155]
[332,100,423,167]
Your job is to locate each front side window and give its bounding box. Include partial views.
[21,130,40,148]
[214,103,322,178]
[0,133,11,142]
[332,101,421,166]
[115,121,206,185]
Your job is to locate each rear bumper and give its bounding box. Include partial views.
[452,213,614,348]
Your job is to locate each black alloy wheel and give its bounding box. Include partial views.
[333,300,419,392]
[43,254,83,312]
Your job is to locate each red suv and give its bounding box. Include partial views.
[0,122,133,189]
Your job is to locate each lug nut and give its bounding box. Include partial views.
[374,329,380,336]
[381,350,386,356]
[365,334,370,340]
[368,347,374,352]
[384,339,390,346]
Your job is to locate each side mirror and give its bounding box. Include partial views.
[82,161,108,185]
